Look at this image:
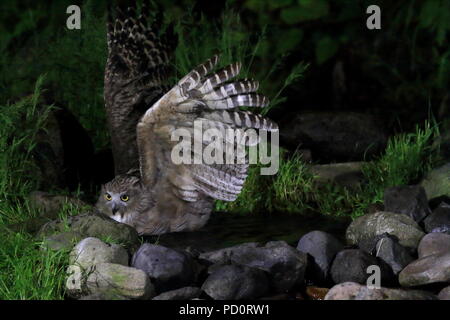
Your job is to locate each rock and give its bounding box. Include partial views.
[38,212,140,251]
[330,249,394,285]
[420,163,450,200]
[199,241,307,292]
[131,244,197,293]
[384,185,431,222]
[152,287,202,300]
[423,202,450,234]
[325,282,437,300]
[310,162,365,189]
[43,231,83,251]
[399,252,450,286]
[69,237,129,270]
[438,286,450,300]
[297,230,344,283]
[279,112,387,162]
[418,233,450,258]
[375,236,414,275]
[85,263,154,299]
[346,211,425,250]
[202,264,269,300]
[29,191,92,219]
[357,232,391,254]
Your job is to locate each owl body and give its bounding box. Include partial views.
[96,173,213,235]
[97,4,277,236]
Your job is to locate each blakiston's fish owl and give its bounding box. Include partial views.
[96,3,278,235]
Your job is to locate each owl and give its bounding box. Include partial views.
[96,3,278,235]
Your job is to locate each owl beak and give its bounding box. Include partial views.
[111,203,119,215]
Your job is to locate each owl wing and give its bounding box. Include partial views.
[104,1,176,175]
[136,55,278,208]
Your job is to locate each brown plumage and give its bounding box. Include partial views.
[97,4,278,235]
[104,2,176,175]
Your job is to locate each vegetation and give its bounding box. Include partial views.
[0,82,70,299]
[216,120,441,218]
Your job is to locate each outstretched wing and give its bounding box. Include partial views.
[136,55,278,228]
[104,1,176,175]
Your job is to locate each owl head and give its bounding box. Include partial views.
[95,174,150,223]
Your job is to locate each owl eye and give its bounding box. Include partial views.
[120,195,129,202]
[104,193,112,201]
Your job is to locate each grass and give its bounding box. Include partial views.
[215,120,441,218]
[0,80,71,299]
[0,232,69,300]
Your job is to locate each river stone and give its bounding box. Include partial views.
[438,286,450,300]
[420,163,450,200]
[399,252,450,287]
[418,233,450,258]
[423,202,450,234]
[346,211,425,250]
[384,185,431,222]
[325,282,437,300]
[330,249,394,285]
[85,263,154,299]
[38,212,140,251]
[70,237,129,270]
[375,236,414,275]
[131,244,197,293]
[152,287,202,300]
[199,241,307,292]
[297,230,344,283]
[202,264,269,300]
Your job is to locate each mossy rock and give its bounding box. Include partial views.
[38,212,140,252]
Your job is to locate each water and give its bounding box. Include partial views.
[144,211,350,252]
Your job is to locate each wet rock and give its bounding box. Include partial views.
[438,286,450,300]
[384,185,431,222]
[280,112,387,162]
[325,282,437,300]
[43,231,83,251]
[38,212,140,251]
[85,263,154,299]
[202,264,269,300]
[310,162,365,189]
[375,236,414,275]
[418,233,450,258]
[330,249,394,285]
[357,232,391,254]
[199,241,307,293]
[297,230,344,283]
[131,244,197,293]
[346,211,425,250]
[69,237,129,270]
[152,287,202,300]
[423,202,450,234]
[420,163,450,200]
[399,252,450,287]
